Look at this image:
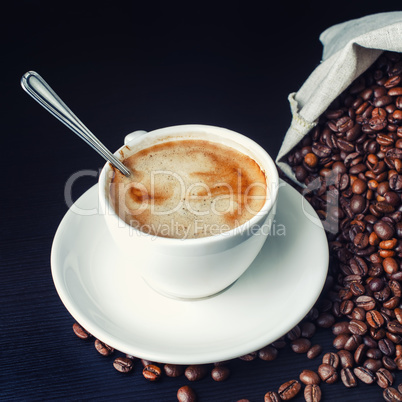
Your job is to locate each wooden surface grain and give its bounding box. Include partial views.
[3,1,402,400]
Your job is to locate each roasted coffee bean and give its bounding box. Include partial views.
[307,344,322,360]
[355,295,376,311]
[395,308,402,324]
[238,351,257,361]
[318,363,338,384]
[177,385,197,402]
[350,194,366,214]
[353,366,376,384]
[338,349,354,368]
[379,338,396,356]
[113,357,133,373]
[211,365,230,382]
[332,321,351,335]
[322,352,340,368]
[376,368,394,389]
[304,384,322,402]
[258,345,278,361]
[143,364,162,381]
[286,325,301,341]
[299,369,320,385]
[367,310,385,328]
[271,339,287,349]
[383,387,402,402]
[277,380,301,400]
[72,322,91,340]
[333,334,349,349]
[349,319,368,335]
[388,320,402,334]
[291,338,311,353]
[366,348,382,360]
[383,356,398,371]
[264,391,280,402]
[363,335,378,349]
[94,339,114,356]
[354,343,367,365]
[340,367,357,388]
[364,358,383,372]
[344,334,363,351]
[316,313,335,328]
[374,221,395,240]
[164,364,185,378]
[301,322,316,338]
[185,365,208,381]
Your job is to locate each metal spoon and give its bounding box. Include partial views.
[21,71,131,177]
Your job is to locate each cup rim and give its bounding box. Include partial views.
[99,124,279,244]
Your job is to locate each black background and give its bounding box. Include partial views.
[3,1,402,401]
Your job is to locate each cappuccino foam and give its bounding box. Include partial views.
[110,139,267,239]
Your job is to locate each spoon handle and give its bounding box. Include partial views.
[21,71,131,177]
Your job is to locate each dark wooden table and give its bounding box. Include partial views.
[3,1,402,400]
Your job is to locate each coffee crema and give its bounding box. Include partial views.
[110,139,267,239]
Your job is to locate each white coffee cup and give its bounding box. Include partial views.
[99,124,279,299]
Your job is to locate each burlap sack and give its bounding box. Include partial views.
[276,11,402,186]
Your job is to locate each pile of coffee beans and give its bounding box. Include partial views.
[286,50,402,400]
[71,51,402,401]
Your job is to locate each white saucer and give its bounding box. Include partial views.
[51,179,328,364]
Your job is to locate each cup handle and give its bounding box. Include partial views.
[124,130,148,145]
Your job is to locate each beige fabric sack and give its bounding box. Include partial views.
[276,11,402,186]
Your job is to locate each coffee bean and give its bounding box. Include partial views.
[72,322,91,340]
[377,368,394,389]
[383,387,402,402]
[340,367,357,388]
[318,363,338,384]
[307,344,322,360]
[374,221,395,240]
[354,366,376,384]
[301,322,316,338]
[258,345,278,361]
[177,385,197,402]
[316,312,335,328]
[364,358,383,372]
[286,325,301,341]
[164,364,185,377]
[304,384,322,402]
[379,338,396,356]
[185,365,208,381]
[383,356,398,371]
[338,349,354,368]
[354,343,367,365]
[388,321,402,334]
[239,352,257,361]
[322,352,340,368]
[344,334,363,351]
[94,339,114,356]
[333,334,349,350]
[332,321,351,335]
[355,295,376,311]
[113,357,133,373]
[367,310,385,328]
[366,348,382,360]
[277,380,301,400]
[299,369,320,386]
[264,391,280,402]
[291,338,311,353]
[210,365,230,382]
[143,364,162,381]
[349,319,368,335]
